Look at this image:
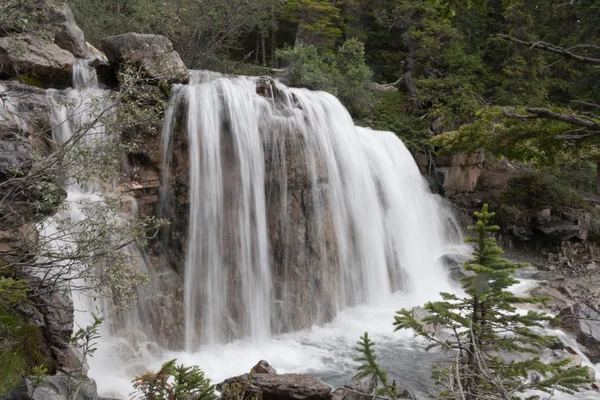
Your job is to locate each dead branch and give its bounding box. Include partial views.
[497,34,600,65]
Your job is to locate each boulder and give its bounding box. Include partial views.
[0,33,75,88]
[332,375,415,400]
[537,221,581,241]
[252,360,277,374]
[218,373,332,400]
[0,375,101,400]
[45,2,88,58]
[101,33,188,84]
[556,303,600,363]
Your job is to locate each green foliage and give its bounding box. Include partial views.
[393,205,593,399]
[432,105,600,166]
[352,332,396,398]
[277,39,372,117]
[132,359,216,400]
[366,91,430,151]
[0,276,49,393]
[282,0,341,48]
[503,170,591,211]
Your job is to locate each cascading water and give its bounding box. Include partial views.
[160,75,468,350]
[17,66,597,400]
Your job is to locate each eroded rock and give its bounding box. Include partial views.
[218,371,332,400]
[0,33,75,87]
[101,33,188,84]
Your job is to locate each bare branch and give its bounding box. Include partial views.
[497,34,600,65]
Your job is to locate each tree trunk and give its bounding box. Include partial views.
[401,31,419,113]
[271,30,277,68]
[261,32,267,67]
[255,35,260,64]
[596,161,600,195]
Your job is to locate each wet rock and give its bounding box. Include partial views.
[218,373,332,400]
[252,360,277,374]
[412,306,441,335]
[0,375,102,400]
[0,33,75,88]
[555,304,600,363]
[101,33,189,84]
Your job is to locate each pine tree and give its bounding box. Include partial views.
[353,332,396,398]
[132,359,216,400]
[393,204,593,399]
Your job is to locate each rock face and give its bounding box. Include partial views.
[0,33,76,87]
[414,151,484,195]
[0,375,102,400]
[0,82,65,252]
[264,128,340,333]
[218,372,332,400]
[555,303,600,363]
[101,33,189,84]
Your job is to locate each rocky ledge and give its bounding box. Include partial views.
[217,360,416,400]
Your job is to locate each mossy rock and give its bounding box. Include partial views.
[0,318,53,393]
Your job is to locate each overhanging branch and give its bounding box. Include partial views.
[497,34,600,65]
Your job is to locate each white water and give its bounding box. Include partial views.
[160,76,468,350]
[24,67,599,399]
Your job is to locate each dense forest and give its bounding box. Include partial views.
[66,0,600,196]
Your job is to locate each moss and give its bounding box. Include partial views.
[0,319,52,393]
[15,75,44,88]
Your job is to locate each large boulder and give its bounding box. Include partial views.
[0,375,102,400]
[0,33,75,87]
[555,303,600,363]
[218,372,332,400]
[44,2,88,58]
[101,33,188,84]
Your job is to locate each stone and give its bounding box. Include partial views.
[46,2,88,58]
[537,221,581,241]
[536,208,552,225]
[0,375,101,400]
[37,285,75,349]
[218,373,332,400]
[577,212,595,240]
[412,306,439,335]
[101,33,189,84]
[556,303,600,363]
[332,375,415,400]
[0,33,75,88]
[252,360,277,374]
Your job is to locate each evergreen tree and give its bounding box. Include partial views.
[132,359,216,400]
[353,332,396,398]
[393,204,592,399]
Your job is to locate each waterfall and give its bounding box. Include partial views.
[161,76,467,350]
